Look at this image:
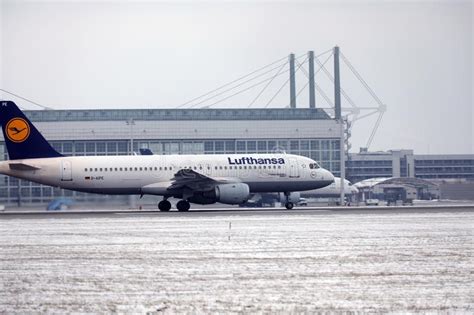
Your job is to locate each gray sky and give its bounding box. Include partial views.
[0,0,472,154]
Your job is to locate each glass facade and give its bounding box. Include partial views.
[415,159,474,179]
[347,151,474,183]
[346,159,393,183]
[0,138,341,205]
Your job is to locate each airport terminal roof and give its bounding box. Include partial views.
[24,108,332,122]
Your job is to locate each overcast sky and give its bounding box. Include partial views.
[0,0,472,154]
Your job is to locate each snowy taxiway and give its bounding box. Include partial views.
[0,208,473,313]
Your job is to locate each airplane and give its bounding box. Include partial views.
[0,101,335,211]
[141,148,356,206]
[242,177,358,207]
[300,177,358,199]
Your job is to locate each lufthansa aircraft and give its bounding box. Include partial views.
[0,101,335,211]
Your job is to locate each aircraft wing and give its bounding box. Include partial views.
[168,169,241,191]
[141,169,241,195]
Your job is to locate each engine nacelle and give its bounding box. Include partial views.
[278,192,301,203]
[187,183,250,205]
[216,183,250,204]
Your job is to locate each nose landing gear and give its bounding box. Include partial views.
[283,192,294,210]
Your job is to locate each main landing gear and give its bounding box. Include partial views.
[158,199,171,212]
[176,200,190,212]
[158,199,191,212]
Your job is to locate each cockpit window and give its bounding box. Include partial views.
[309,163,320,169]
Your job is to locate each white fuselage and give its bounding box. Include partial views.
[0,153,334,196]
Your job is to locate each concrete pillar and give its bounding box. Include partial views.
[334,46,341,119]
[308,51,316,109]
[289,53,296,108]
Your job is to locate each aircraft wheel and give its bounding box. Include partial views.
[176,200,190,212]
[285,202,294,210]
[158,200,171,211]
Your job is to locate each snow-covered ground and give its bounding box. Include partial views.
[0,210,473,313]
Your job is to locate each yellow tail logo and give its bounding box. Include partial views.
[6,118,30,143]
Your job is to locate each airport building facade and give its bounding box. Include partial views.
[346,149,474,183]
[0,107,343,206]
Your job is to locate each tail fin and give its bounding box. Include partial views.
[0,101,62,160]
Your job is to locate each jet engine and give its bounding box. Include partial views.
[188,183,250,205]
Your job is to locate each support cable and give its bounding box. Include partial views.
[203,68,293,108]
[340,52,384,106]
[366,111,384,148]
[264,56,309,108]
[294,52,334,106]
[188,61,288,108]
[177,55,288,108]
[0,88,52,110]
[315,58,358,109]
[247,61,287,108]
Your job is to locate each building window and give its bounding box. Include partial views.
[236,141,246,152]
[247,141,256,153]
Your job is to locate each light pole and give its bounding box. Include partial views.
[126,119,136,208]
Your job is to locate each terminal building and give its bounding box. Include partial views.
[347,149,474,201]
[346,149,474,183]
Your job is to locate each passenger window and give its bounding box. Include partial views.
[164,167,167,171]
[139,167,142,171]
[119,168,122,171]
[95,168,98,172]
[144,167,147,171]
[84,168,87,172]
[104,168,107,172]
[99,168,103,171]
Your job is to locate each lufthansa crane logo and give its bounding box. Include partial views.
[6,118,30,143]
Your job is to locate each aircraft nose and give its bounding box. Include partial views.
[319,168,335,185]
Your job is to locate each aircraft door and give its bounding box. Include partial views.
[288,157,300,178]
[61,160,73,181]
